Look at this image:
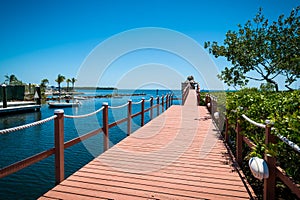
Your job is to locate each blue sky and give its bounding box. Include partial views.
[0,0,299,90]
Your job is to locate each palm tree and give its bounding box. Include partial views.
[55,74,65,94]
[71,78,77,91]
[40,79,49,88]
[40,79,49,93]
[66,78,71,92]
[4,74,22,85]
[4,74,10,84]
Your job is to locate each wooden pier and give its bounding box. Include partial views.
[39,90,254,199]
[0,102,40,115]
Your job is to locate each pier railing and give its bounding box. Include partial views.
[204,94,226,131]
[181,83,191,105]
[204,94,300,199]
[225,115,300,200]
[0,94,173,185]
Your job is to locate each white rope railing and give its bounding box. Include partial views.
[241,114,300,154]
[65,106,104,119]
[0,115,57,135]
[108,102,129,109]
[242,114,266,128]
[144,98,152,102]
[276,131,300,154]
[131,100,143,105]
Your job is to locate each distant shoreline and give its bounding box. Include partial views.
[46,93,146,101]
[73,87,117,90]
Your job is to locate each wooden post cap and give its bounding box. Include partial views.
[54,109,64,114]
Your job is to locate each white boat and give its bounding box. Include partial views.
[48,101,80,108]
[74,96,87,100]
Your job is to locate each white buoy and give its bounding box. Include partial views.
[248,157,269,180]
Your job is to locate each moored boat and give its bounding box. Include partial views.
[48,101,80,108]
[74,96,87,100]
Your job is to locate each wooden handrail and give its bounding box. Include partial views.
[181,83,190,105]
[276,166,300,197]
[205,93,300,199]
[224,115,300,199]
[0,94,174,186]
[0,148,55,179]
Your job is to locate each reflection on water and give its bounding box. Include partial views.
[0,89,181,200]
[0,111,42,130]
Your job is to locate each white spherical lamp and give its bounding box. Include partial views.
[214,112,219,119]
[248,157,269,180]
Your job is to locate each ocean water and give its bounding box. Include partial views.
[0,89,181,200]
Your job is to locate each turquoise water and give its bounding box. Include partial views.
[0,89,181,200]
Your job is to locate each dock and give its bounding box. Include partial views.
[39,90,253,199]
[0,101,40,115]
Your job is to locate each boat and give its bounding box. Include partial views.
[74,96,87,100]
[48,101,81,108]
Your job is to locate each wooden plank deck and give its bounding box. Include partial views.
[40,90,253,200]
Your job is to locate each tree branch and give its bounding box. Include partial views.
[270,70,283,79]
[245,76,265,81]
[253,65,264,75]
[285,84,294,91]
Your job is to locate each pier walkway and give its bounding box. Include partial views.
[40,90,253,199]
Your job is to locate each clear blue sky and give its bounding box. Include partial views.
[0,0,299,90]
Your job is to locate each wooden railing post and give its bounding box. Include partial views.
[141,98,145,127]
[54,109,65,185]
[211,97,214,118]
[205,94,211,113]
[1,84,7,108]
[225,117,229,143]
[150,97,153,120]
[102,102,109,151]
[157,96,160,116]
[214,97,217,117]
[236,119,243,166]
[161,95,164,112]
[213,97,217,119]
[197,92,200,106]
[127,100,132,136]
[264,120,276,200]
[166,94,169,110]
